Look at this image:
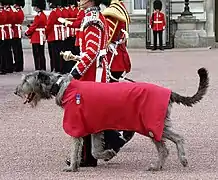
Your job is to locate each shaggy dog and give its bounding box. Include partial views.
[14,68,209,172]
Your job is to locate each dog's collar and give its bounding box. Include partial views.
[50,75,65,96]
[56,75,65,85]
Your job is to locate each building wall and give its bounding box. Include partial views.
[22,0,215,48]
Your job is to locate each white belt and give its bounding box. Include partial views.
[5,24,13,39]
[36,28,45,45]
[15,24,22,38]
[0,25,5,40]
[61,25,65,40]
[54,24,61,41]
[66,27,70,37]
[95,49,107,82]
[154,21,163,23]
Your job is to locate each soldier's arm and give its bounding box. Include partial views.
[25,16,39,36]
[66,11,84,28]
[45,11,56,36]
[149,13,153,26]
[18,10,24,24]
[162,13,166,29]
[70,25,103,79]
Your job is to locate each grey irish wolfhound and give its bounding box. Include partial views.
[14,68,209,172]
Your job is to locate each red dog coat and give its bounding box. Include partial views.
[61,80,171,141]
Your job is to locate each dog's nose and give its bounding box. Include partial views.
[14,91,17,95]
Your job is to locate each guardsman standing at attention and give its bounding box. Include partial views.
[25,0,47,70]
[150,0,165,51]
[0,1,7,74]
[11,0,25,72]
[46,0,63,73]
[3,0,15,73]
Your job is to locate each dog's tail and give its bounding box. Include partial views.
[170,68,209,107]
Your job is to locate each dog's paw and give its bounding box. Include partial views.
[63,165,79,172]
[104,149,117,161]
[181,156,188,167]
[65,159,71,166]
[147,164,162,171]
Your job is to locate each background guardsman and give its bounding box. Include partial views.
[3,0,15,73]
[25,0,47,70]
[66,0,79,57]
[150,0,166,51]
[11,0,25,72]
[0,1,7,74]
[46,0,63,73]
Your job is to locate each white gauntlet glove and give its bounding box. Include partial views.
[60,51,81,61]
[108,43,118,55]
[58,17,73,26]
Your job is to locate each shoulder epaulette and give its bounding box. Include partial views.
[81,11,104,30]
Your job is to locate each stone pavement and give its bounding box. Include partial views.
[0,49,218,180]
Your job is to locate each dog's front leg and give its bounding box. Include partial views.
[91,132,117,160]
[63,137,83,172]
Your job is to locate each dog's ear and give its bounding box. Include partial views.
[37,71,50,84]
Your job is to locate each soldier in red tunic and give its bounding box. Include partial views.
[63,0,80,70]
[2,0,15,73]
[0,1,7,74]
[150,0,166,51]
[11,0,25,72]
[25,0,47,70]
[46,0,64,73]
[67,0,79,56]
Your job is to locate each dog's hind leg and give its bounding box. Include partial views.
[163,128,188,167]
[148,139,169,171]
[91,132,117,160]
[63,137,83,172]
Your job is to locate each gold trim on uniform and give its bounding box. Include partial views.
[102,0,130,45]
[102,7,126,22]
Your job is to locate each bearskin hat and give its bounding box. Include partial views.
[1,0,15,5]
[14,0,25,7]
[92,0,104,6]
[67,0,75,5]
[61,0,67,7]
[153,0,162,11]
[49,0,62,6]
[101,0,111,7]
[32,0,46,10]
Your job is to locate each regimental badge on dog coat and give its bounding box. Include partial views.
[61,80,171,142]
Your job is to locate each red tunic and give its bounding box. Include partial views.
[103,1,131,73]
[61,8,69,39]
[0,9,6,40]
[62,80,171,142]
[150,11,166,31]
[12,7,24,39]
[72,8,109,82]
[70,9,85,46]
[45,8,62,42]
[106,17,131,72]
[68,6,79,37]
[4,7,14,39]
[25,11,47,44]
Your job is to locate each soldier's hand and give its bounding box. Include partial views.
[108,43,118,55]
[58,17,72,27]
